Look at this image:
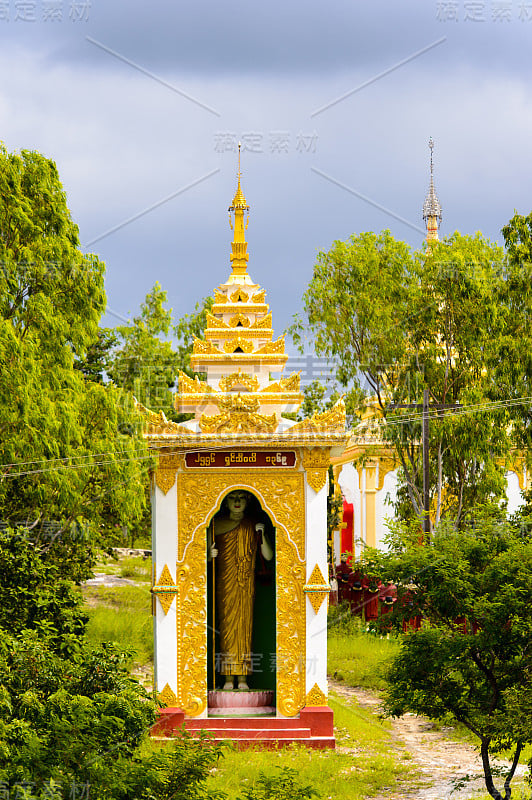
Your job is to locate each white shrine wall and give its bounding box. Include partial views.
[375,469,398,550]
[336,462,528,551]
[304,473,328,701]
[151,480,178,701]
[506,470,525,517]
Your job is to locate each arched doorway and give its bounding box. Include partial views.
[206,489,276,710]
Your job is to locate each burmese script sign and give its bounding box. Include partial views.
[185,450,296,468]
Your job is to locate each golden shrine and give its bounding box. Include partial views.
[144,150,348,747]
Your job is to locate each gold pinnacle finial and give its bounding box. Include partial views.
[228,144,250,278]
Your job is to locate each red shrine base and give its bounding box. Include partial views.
[152,706,335,749]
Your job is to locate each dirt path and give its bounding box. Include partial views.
[84,572,140,588]
[329,679,527,800]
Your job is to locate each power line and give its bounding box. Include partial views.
[380,395,532,427]
[0,394,530,480]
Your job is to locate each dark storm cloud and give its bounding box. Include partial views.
[1,0,531,81]
[1,0,531,335]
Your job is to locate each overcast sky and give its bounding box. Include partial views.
[1,0,531,347]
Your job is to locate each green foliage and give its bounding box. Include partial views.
[498,211,532,452]
[297,380,329,420]
[107,282,178,419]
[0,142,151,578]
[327,607,400,690]
[0,142,233,800]
[74,328,118,384]
[368,513,532,799]
[294,228,512,528]
[174,295,214,379]
[205,694,412,800]
[0,528,87,654]
[0,522,226,800]
[84,584,154,667]
[106,286,212,422]
[237,767,320,800]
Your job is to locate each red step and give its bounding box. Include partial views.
[152,706,335,749]
[186,717,307,730]
[188,726,312,739]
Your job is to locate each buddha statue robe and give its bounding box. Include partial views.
[215,516,258,676]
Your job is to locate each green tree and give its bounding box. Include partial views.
[106,287,213,420]
[497,211,532,452]
[106,282,178,419]
[0,143,150,576]
[102,287,212,547]
[0,528,227,800]
[368,514,532,800]
[292,230,510,529]
[174,295,213,379]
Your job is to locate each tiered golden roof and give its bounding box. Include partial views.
[140,151,347,448]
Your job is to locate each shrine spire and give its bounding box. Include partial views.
[422,137,442,245]
[228,143,250,280]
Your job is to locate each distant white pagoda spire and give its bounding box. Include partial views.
[422,137,442,244]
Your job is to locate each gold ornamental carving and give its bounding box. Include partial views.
[305,683,328,707]
[277,538,306,716]
[152,564,179,614]
[206,312,229,329]
[261,372,301,393]
[136,402,182,437]
[199,394,278,435]
[158,682,178,707]
[192,338,223,356]
[506,454,527,491]
[308,564,327,585]
[252,290,265,303]
[223,336,254,354]
[304,564,330,614]
[177,371,212,395]
[155,469,176,495]
[219,371,260,392]
[155,454,180,495]
[214,291,227,304]
[377,456,398,491]
[306,470,327,493]
[256,337,285,355]
[230,288,249,303]
[175,470,306,718]
[177,470,305,562]
[251,313,272,330]
[176,528,208,717]
[229,313,251,328]
[302,448,330,494]
[158,454,181,470]
[291,400,346,434]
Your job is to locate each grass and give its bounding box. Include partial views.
[118,555,152,581]
[93,553,152,581]
[203,694,415,800]
[81,577,532,798]
[327,606,400,691]
[83,584,154,666]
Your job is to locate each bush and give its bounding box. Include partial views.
[238,767,320,800]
